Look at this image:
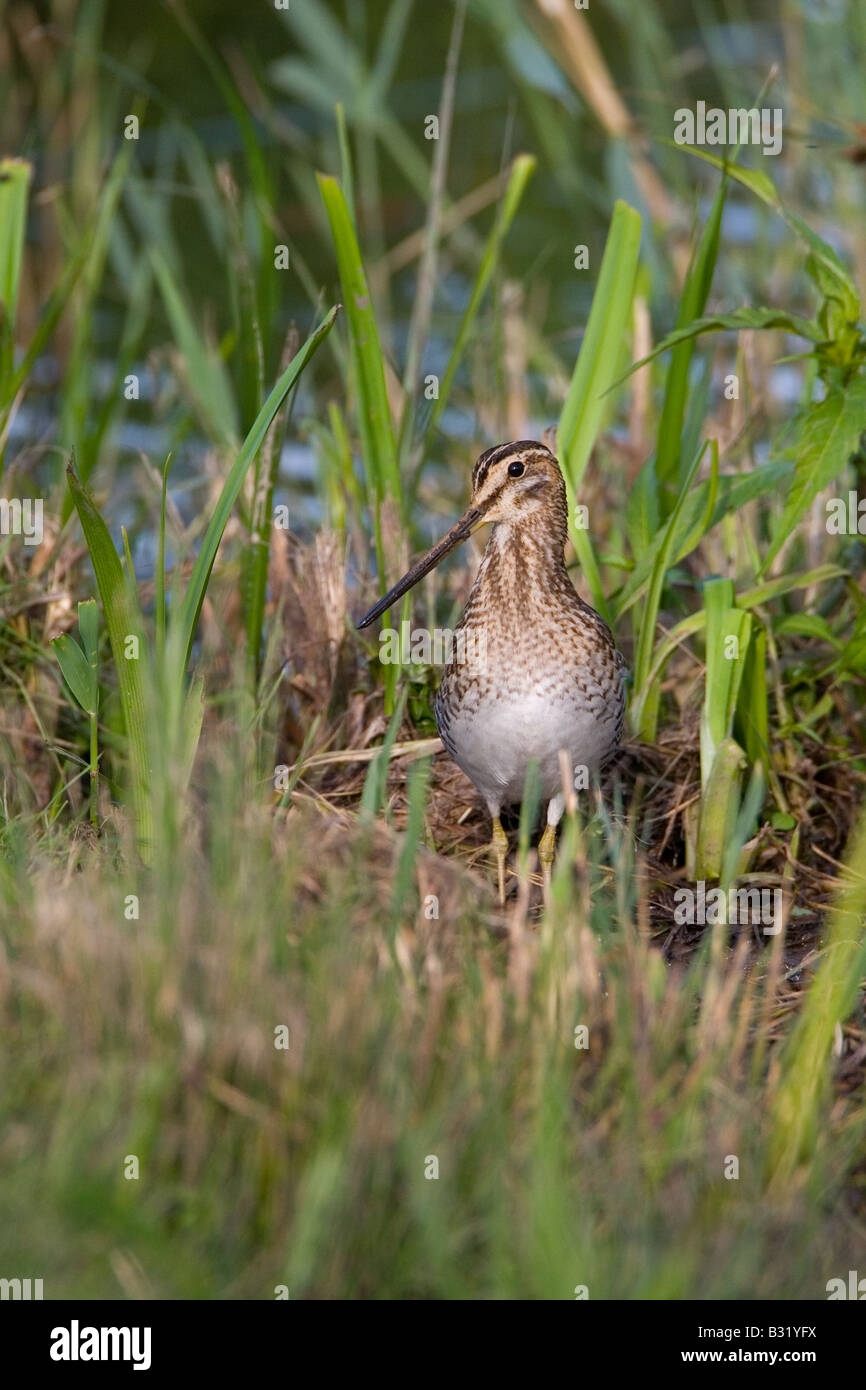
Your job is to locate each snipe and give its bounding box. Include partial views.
[357,440,626,902]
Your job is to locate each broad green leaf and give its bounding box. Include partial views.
[635,564,844,720]
[52,633,96,716]
[807,253,862,367]
[719,761,766,887]
[762,377,866,573]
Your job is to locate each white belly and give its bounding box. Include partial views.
[435,682,621,815]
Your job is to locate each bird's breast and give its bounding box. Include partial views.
[434,647,624,812]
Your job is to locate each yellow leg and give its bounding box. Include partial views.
[491,815,508,906]
[538,821,557,898]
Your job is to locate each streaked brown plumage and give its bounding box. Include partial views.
[358,440,626,901]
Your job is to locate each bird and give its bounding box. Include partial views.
[357,440,626,903]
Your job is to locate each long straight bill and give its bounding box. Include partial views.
[357,506,482,629]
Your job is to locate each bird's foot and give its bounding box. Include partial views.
[490,816,508,906]
[538,822,557,902]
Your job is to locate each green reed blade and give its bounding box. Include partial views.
[424,154,537,448]
[558,199,641,623]
[66,463,152,856]
[178,305,339,674]
[317,174,400,518]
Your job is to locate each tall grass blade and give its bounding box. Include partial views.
[769,807,866,1183]
[557,199,642,622]
[178,305,339,673]
[150,246,239,448]
[360,688,407,819]
[0,158,30,386]
[317,174,400,535]
[629,440,709,739]
[424,154,537,447]
[66,463,152,855]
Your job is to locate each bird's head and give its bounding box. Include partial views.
[356,440,566,629]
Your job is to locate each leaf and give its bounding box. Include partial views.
[52,633,96,716]
[701,596,752,787]
[737,563,847,608]
[614,459,794,619]
[625,453,659,558]
[655,169,727,499]
[834,602,866,676]
[633,564,845,749]
[616,307,825,386]
[719,761,766,887]
[77,598,100,671]
[317,173,398,703]
[666,143,860,319]
[630,440,708,739]
[737,626,769,779]
[179,676,205,792]
[774,613,840,646]
[559,199,642,494]
[762,376,866,573]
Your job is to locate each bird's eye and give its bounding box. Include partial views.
[508,460,525,478]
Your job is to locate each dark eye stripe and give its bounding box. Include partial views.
[472,440,552,492]
[472,443,514,492]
